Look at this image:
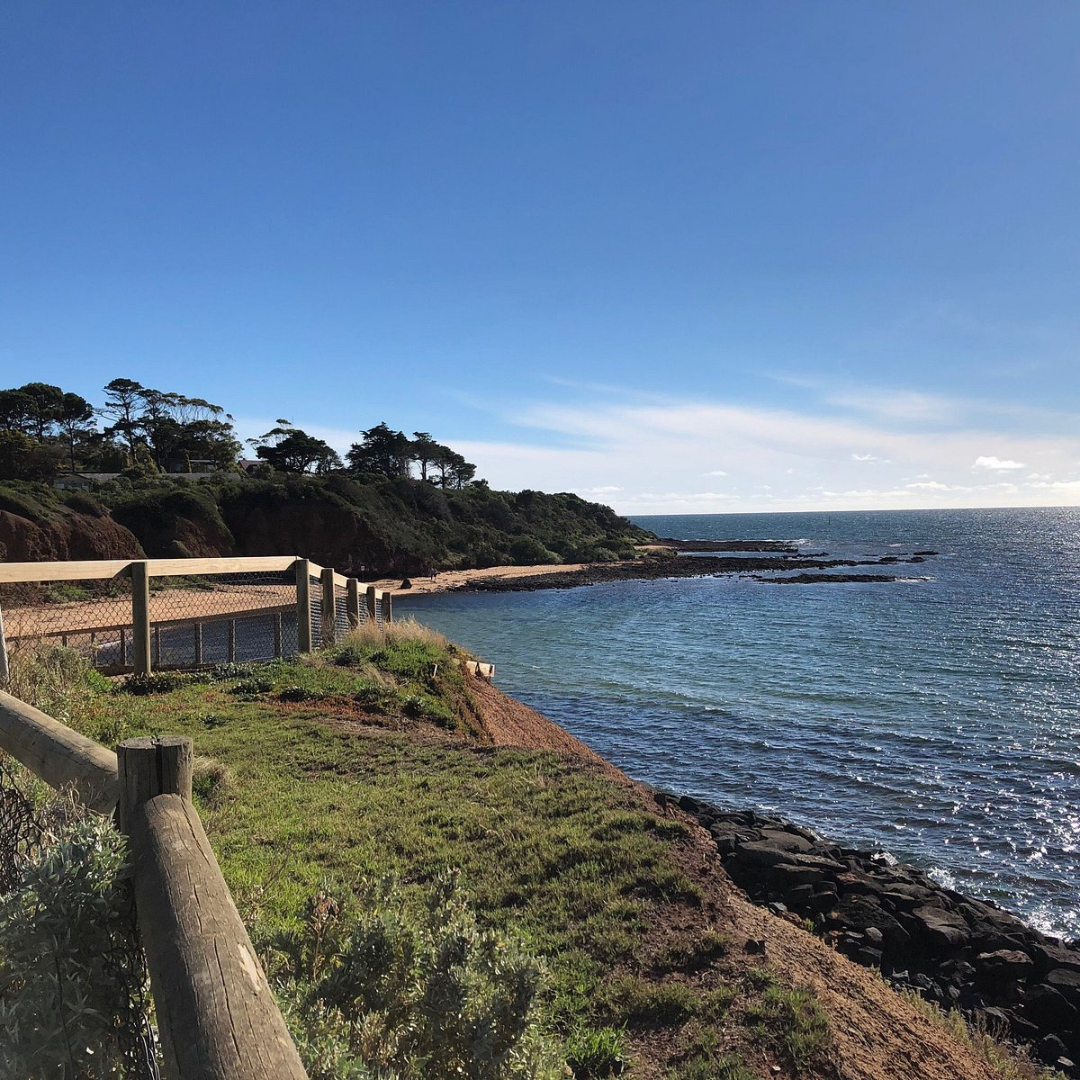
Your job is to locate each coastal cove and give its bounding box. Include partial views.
[397,506,1080,943]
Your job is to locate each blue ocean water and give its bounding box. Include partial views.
[397,507,1080,940]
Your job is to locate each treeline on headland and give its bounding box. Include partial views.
[0,379,652,574]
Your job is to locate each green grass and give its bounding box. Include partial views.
[9,638,846,1077]
[743,970,830,1075]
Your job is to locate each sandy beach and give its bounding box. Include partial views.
[370,561,593,598]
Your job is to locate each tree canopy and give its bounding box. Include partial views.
[0,377,481,490]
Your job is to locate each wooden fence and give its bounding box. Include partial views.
[0,556,393,676]
[0,689,309,1078]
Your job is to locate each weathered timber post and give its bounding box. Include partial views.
[295,559,313,653]
[118,736,308,1080]
[117,736,193,833]
[365,584,378,624]
[131,561,152,676]
[321,566,336,647]
[384,590,393,624]
[0,690,118,813]
[346,578,361,630]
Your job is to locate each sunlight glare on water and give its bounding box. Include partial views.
[399,507,1080,940]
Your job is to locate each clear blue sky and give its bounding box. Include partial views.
[3,2,1078,513]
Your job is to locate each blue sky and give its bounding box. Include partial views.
[3,2,1078,513]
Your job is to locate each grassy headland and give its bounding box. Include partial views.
[4,629,1054,1080]
[0,474,653,575]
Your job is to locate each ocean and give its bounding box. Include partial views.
[396,507,1080,941]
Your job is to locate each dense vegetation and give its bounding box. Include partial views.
[0,379,651,574]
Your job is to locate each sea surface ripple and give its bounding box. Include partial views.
[398,507,1080,940]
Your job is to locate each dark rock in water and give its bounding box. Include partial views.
[671,795,1080,1075]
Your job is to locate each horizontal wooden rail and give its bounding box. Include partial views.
[0,559,134,584]
[0,690,119,812]
[143,556,300,578]
[0,555,302,584]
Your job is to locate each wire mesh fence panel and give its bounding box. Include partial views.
[147,570,299,668]
[309,573,323,648]
[2,576,135,673]
[334,584,350,640]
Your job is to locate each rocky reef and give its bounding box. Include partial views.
[668,794,1080,1076]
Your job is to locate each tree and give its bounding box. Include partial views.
[56,393,95,473]
[346,423,411,478]
[0,389,36,434]
[410,432,440,482]
[0,430,60,481]
[430,446,478,489]
[100,379,145,460]
[17,383,65,440]
[251,424,341,473]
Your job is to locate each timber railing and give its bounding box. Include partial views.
[0,690,309,1078]
[0,556,394,675]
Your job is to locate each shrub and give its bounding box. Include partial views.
[0,813,155,1079]
[263,871,565,1080]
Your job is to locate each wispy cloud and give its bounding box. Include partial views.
[456,390,1080,514]
[973,455,1026,471]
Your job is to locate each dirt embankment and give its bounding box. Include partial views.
[0,507,142,563]
[466,674,1029,1080]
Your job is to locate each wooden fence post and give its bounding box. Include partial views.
[131,560,152,676]
[117,736,308,1080]
[346,578,361,630]
[117,735,193,833]
[296,559,313,653]
[365,584,378,624]
[384,591,393,623]
[321,566,336,647]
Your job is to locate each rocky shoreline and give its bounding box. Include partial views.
[454,552,934,593]
[666,793,1080,1075]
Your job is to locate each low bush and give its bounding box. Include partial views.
[0,811,155,1079]
[262,870,565,1080]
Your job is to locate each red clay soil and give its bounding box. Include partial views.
[466,672,1015,1080]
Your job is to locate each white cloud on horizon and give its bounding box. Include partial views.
[973,455,1027,471]
[456,393,1080,514]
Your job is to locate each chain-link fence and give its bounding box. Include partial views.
[1,558,389,675]
[148,569,298,668]
[3,575,135,674]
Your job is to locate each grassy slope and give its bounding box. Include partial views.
[32,627,1044,1080]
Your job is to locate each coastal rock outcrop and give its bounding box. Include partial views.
[668,794,1080,1076]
